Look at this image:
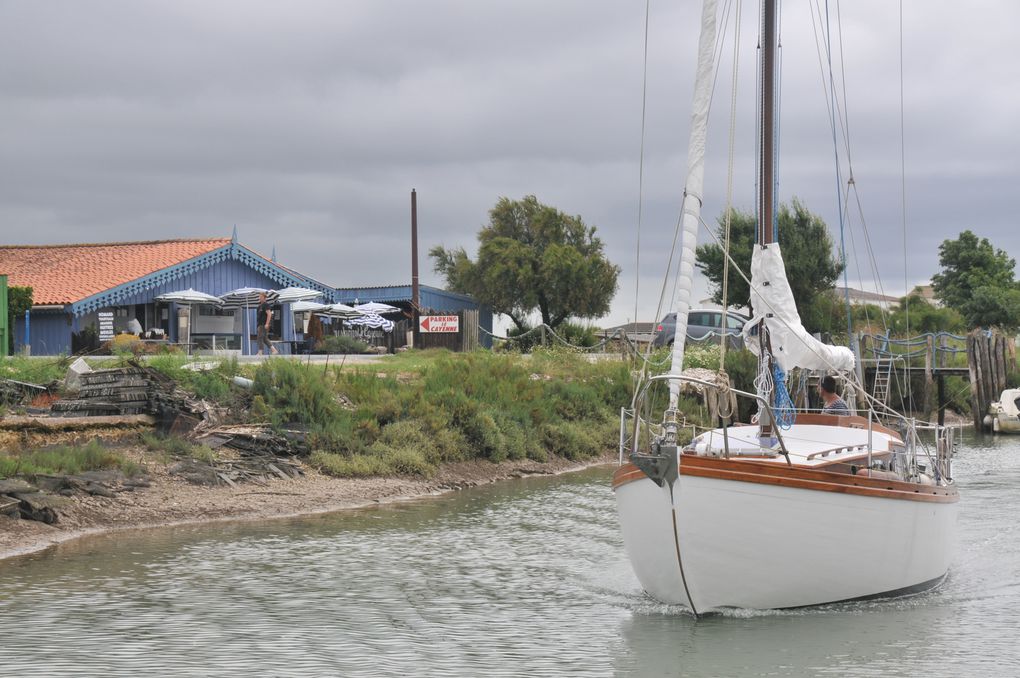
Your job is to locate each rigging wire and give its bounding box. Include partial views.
[899,0,915,413]
[633,0,651,342]
[719,0,742,370]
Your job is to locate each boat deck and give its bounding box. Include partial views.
[692,416,900,469]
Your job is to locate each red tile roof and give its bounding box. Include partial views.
[0,239,231,305]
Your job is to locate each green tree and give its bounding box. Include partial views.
[695,200,844,334]
[887,292,966,335]
[931,230,1020,329]
[430,196,620,331]
[6,286,32,354]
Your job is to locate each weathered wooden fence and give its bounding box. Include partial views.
[967,329,1017,430]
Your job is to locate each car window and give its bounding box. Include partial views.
[725,315,744,329]
[707,312,722,328]
[688,312,708,327]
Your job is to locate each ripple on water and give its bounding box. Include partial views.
[1,442,1020,677]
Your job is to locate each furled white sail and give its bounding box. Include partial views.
[743,244,855,372]
[667,0,719,409]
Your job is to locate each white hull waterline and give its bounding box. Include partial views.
[614,433,958,612]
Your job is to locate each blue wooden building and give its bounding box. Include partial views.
[0,236,335,356]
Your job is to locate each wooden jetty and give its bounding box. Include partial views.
[858,329,1016,429]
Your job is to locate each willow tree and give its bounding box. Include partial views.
[430,195,620,330]
[695,200,843,334]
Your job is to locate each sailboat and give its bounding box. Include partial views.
[614,1,959,613]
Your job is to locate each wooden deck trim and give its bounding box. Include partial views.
[612,459,958,504]
[794,413,902,441]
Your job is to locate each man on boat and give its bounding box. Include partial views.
[819,375,850,416]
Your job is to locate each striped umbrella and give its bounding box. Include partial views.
[218,287,278,308]
[219,288,278,354]
[320,303,363,319]
[347,312,394,332]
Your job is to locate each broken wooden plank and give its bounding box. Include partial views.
[216,472,238,488]
[267,463,291,481]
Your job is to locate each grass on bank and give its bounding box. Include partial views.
[251,349,633,478]
[0,440,143,479]
[0,355,73,385]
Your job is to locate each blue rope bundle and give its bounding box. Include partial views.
[773,365,796,430]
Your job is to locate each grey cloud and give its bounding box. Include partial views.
[1,1,1016,329]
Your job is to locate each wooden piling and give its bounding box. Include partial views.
[967,331,982,430]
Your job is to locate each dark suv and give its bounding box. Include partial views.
[652,309,748,348]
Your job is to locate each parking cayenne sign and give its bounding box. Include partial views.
[419,315,459,333]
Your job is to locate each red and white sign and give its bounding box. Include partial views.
[419,315,459,333]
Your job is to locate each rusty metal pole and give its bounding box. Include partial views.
[411,189,420,349]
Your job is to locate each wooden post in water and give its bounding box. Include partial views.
[923,334,935,422]
[966,329,1012,431]
[967,331,982,430]
[937,373,946,427]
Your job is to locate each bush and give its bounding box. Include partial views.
[316,335,369,354]
[554,322,599,348]
[252,359,344,427]
[257,350,635,478]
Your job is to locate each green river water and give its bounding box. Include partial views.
[1,435,1018,677]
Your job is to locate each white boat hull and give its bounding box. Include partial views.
[989,388,1020,433]
[615,464,958,612]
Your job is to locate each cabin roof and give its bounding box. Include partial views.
[0,239,231,305]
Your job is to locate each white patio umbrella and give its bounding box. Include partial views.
[274,286,322,304]
[155,289,223,306]
[154,289,222,352]
[290,300,331,313]
[354,301,400,315]
[219,288,278,354]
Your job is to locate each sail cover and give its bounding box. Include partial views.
[666,0,719,409]
[744,244,855,372]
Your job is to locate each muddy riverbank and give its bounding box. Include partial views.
[0,438,616,562]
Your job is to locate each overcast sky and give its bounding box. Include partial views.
[2,1,1016,327]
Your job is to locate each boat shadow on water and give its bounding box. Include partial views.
[615,583,963,676]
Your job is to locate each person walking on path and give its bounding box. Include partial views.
[256,292,278,356]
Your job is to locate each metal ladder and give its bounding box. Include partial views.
[872,358,894,404]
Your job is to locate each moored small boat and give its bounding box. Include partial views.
[986,388,1020,434]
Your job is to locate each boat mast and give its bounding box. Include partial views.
[664,0,719,441]
[758,0,777,249]
[755,0,778,438]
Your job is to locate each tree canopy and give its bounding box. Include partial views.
[6,285,32,354]
[695,200,844,334]
[430,196,620,331]
[931,230,1020,330]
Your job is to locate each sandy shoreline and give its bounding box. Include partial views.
[0,448,616,563]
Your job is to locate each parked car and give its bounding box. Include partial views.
[652,309,748,348]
